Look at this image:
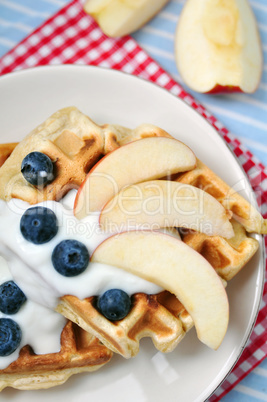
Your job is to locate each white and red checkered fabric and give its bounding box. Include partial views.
[0,0,266,400]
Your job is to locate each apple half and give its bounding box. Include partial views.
[99,180,234,238]
[84,0,170,38]
[92,231,229,350]
[175,0,263,93]
[74,137,196,219]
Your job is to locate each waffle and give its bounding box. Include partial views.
[0,108,179,388]
[0,107,262,364]
[180,219,259,281]
[57,291,192,359]
[0,143,17,166]
[0,106,171,205]
[55,118,261,358]
[0,320,113,391]
[56,215,257,358]
[177,158,267,234]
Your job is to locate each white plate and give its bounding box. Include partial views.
[0,65,264,402]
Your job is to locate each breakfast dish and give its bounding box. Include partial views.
[0,106,264,391]
[0,65,264,402]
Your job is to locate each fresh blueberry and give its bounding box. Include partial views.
[21,151,54,187]
[0,318,22,356]
[20,206,58,245]
[52,239,89,277]
[97,289,131,321]
[0,281,27,315]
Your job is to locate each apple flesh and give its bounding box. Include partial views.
[74,137,196,219]
[175,0,263,93]
[92,231,229,350]
[84,0,170,37]
[99,180,234,238]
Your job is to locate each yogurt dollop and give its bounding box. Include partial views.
[0,257,66,370]
[0,191,162,310]
[0,190,163,368]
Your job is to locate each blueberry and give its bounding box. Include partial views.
[52,239,89,277]
[0,318,22,356]
[97,289,131,321]
[0,281,27,315]
[21,151,54,187]
[20,206,58,245]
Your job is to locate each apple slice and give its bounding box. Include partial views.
[175,0,263,93]
[99,180,234,238]
[74,137,196,219]
[84,0,170,38]
[92,231,229,349]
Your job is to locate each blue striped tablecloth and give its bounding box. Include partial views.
[0,1,266,401]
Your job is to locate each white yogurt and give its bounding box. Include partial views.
[0,190,163,368]
[0,257,66,370]
[0,195,162,309]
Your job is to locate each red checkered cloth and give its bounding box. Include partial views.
[0,0,266,400]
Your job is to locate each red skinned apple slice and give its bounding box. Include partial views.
[175,0,263,93]
[74,137,196,219]
[99,180,234,238]
[91,231,229,349]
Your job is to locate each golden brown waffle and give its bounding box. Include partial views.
[56,292,190,359]
[0,107,172,204]
[0,107,261,363]
[56,217,257,358]
[181,219,259,281]
[0,143,17,167]
[54,119,261,358]
[0,320,113,391]
[177,158,267,234]
[0,107,104,203]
